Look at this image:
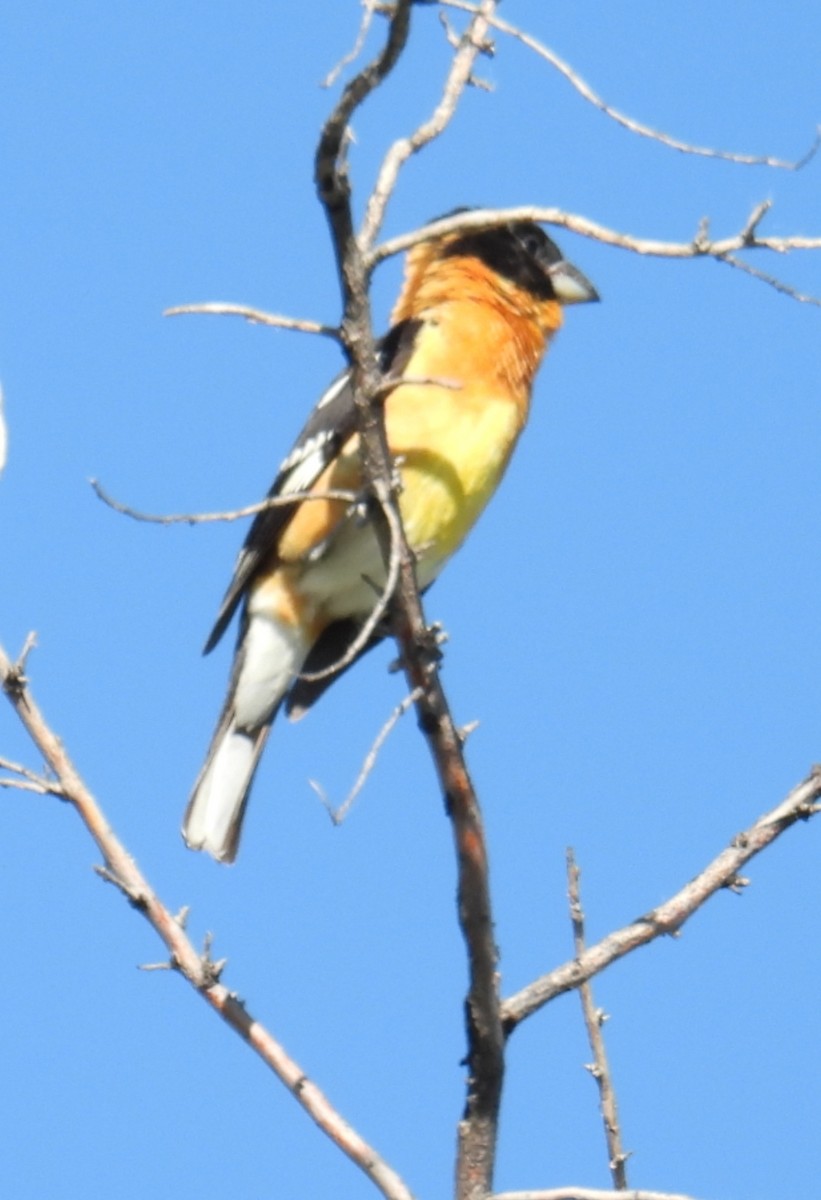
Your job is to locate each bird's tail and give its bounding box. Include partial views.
[183,613,308,863]
[182,708,274,863]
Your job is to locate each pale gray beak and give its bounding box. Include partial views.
[548,259,600,305]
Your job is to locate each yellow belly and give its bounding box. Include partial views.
[390,387,522,568]
[293,383,523,622]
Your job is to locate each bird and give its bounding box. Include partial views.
[183,215,599,862]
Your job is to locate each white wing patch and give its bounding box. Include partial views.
[278,430,336,496]
[276,370,352,496]
[316,370,350,411]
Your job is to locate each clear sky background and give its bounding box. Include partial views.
[1,4,820,1198]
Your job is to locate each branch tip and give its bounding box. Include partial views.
[2,632,38,696]
[163,302,339,339]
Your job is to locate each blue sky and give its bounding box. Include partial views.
[1,4,820,1198]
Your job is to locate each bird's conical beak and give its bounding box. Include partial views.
[548,259,600,305]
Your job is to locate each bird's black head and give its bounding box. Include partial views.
[439,213,599,305]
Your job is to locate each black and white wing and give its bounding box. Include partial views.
[203,318,422,655]
[204,368,357,653]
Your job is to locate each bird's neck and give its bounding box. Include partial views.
[392,253,563,398]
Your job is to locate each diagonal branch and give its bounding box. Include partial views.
[0,640,416,1200]
[501,768,821,1032]
[312,686,424,825]
[715,253,821,308]
[440,0,820,171]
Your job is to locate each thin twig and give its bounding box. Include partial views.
[0,639,416,1200]
[0,748,65,796]
[315,686,423,824]
[11,631,37,680]
[90,478,359,526]
[321,0,383,88]
[502,768,821,1032]
[0,754,62,794]
[359,0,498,250]
[441,1,821,171]
[0,776,65,796]
[716,254,821,307]
[567,851,629,1190]
[738,199,772,241]
[163,302,339,339]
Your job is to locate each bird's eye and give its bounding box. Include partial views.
[521,231,543,258]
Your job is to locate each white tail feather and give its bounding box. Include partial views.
[184,614,308,862]
[183,718,266,862]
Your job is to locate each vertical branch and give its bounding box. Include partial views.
[314,6,504,1198]
[567,851,629,1189]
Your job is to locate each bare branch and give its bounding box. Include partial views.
[369,204,821,267]
[322,0,383,88]
[0,755,58,787]
[369,203,821,306]
[0,640,416,1200]
[0,754,65,796]
[91,382,455,536]
[716,253,821,307]
[9,631,38,681]
[738,198,772,240]
[314,0,412,254]
[566,851,629,1190]
[90,477,359,526]
[359,0,498,249]
[502,768,821,1031]
[163,302,339,339]
[0,776,64,796]
[315,6,505,1197]
[441,1,820,171]
[315,686,423,825]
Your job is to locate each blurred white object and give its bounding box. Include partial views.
[0,385,6,476]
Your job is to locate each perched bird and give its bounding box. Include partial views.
[184,216,598,862]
